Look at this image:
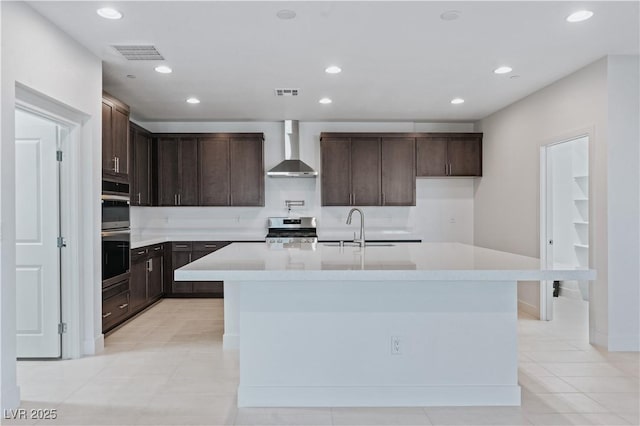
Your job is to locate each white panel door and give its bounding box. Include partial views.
[15,110,61,358]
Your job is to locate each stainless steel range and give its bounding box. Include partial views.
[266,217,318,249]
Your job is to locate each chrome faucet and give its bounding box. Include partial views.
[346,208,365,247]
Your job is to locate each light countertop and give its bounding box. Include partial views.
[175,242,595,282]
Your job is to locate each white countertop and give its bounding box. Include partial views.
[175,242,595,282]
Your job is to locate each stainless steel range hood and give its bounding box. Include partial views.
[267,120,318,177]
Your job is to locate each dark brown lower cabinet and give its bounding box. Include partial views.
[167,241,229,297]
[102,279,130,333]
[103,244,164,334]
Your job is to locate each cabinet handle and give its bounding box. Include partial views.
[102,312,112,319]
[137,193,141,204]
[175,244,188,248]
[116,157,120,173]
[353,193,356,205]
[188,253,192,262]
[174,194,178,206]
[154,246,161,251]
[178,194,181,205]
[113,157,117,173]
[204,244,217,248]
[137,250,145,255]
[118,303,129,309]
[147,258,153,272]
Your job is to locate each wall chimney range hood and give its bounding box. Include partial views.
[267,120,318,177]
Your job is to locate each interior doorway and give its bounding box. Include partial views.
[15,108,68,358]
[540,135,590,326]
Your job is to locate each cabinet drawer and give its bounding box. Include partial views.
[172,242,192,251]
[192,241,227,252]
[131,247,148,263]
[149,244,164,254]
[102,290,130,330]
[193,281,223,294]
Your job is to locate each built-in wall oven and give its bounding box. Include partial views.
[102,181,130,288]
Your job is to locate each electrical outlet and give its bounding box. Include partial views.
[391,336,401,355]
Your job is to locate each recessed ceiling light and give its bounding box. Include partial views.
[440,10,461,21]
[319,98,332,104]
[155,65,172,74]
[186,97,200,104]
[451,98,465,105]
[276,9,296,20]
[96,7,123,20]
[566,10,594,23]
[325,66,342,74]
[494,66,513,74]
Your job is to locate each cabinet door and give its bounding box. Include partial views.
[381,137,416,206]
[351,137,381,206]
[179,138,198,206]
[230,136,264,206]
[321,138,351,206]
[101,102,114,173]
[171,251,193,293]
[448,135,482,177]
[129,260,147,311]
[147,255,163,300]
[112,108,130,178]
[157,138,180,206]
[131,129,151,206]
[416,137,448,176]
[199,137,230,206]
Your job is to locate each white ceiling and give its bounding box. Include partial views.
[29,1,639,122]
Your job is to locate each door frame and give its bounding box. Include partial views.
[15,86,87,359]
[539,129,592,321]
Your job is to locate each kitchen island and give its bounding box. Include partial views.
[175,242,594,407]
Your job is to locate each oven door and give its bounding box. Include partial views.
[102,229,131,288]
[101,194,130,230]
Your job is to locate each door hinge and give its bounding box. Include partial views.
[58,323,67,334]
[57,236,67,248]
[56,150,63,162]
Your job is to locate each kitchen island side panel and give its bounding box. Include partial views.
[236,279,520,407]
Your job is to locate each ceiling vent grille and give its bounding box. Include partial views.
[275,88,299,97]
[113,45,164,60]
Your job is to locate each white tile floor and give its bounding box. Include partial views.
[7,297,639,426]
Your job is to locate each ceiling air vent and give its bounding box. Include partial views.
[275,88,299,97]
[113,45,164,60]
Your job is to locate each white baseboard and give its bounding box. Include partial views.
[518,300,540,319]
[238,385,521,407]
[1,384,21,411]
[83,334,104,355]
[223,333,239,350]
[608,333,640,352]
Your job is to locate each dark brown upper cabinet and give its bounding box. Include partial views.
[198,134,264,207]
[381,137,416,206]
[157,137,198,206]
[320,134,415,207]
[416,133,482,177]
[130,123,152,206]
[102,92,130,182]
[321,136,381,206]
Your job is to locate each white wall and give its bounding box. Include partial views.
[0,2,102,410]
[476,56,640,350]
[607,56,640,351]
[132,121,476,243]
[475,58,608,329]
